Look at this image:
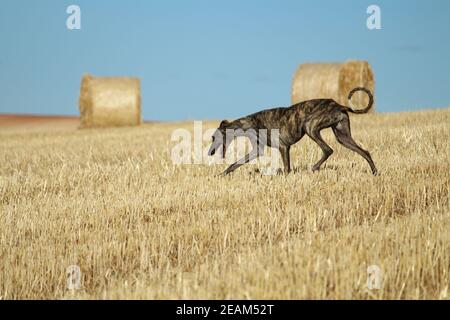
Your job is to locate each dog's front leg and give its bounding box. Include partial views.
[220,150,259,176]
[279,145,291,174]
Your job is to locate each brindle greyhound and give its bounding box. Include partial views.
[208,87,378,176]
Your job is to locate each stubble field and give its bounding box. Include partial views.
[0,108,449,299]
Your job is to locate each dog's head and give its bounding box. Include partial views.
[208,120,233,158]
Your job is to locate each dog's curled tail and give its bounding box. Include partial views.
[345,87,374,114]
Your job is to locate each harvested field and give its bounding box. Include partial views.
[0,108,449,299]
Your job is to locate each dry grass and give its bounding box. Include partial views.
[0,108,449,300]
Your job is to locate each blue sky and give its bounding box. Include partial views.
[0,0,449,120]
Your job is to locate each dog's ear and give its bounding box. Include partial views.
[219,120,230,128]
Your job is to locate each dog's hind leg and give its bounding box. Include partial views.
[306,129,333,172]
[332,119,378,175]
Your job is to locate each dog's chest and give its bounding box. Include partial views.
[257,108,304,145]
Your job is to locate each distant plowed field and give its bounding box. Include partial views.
[0,109,449,299]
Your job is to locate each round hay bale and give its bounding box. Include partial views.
[291,60,375,111]
[79,74,142,128]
